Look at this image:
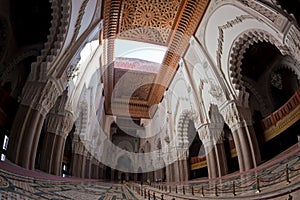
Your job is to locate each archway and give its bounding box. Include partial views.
[62,125,75,177]
[115,155,133,181]
[240,41,300,162]
[137,167,143,183]
[187,120,208,180]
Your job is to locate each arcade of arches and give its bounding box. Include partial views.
[0,0,300,198]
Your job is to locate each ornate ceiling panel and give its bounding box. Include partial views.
[113,68,156,101]
[118,0,182,45]
[103,0,210,118]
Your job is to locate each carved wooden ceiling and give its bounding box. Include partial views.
[102,0,210,118]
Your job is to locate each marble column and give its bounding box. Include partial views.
[204,142,218,178]
[182,159,189,181]
[91,159,97,179]
[81,151,87,178]
[198,126,219,179]
[71,140,87,178]
[236,126,253,170]
[176,149,189,182]
[85,153,92,178]
[223,103,261,172]
[39,108,74,176]
[7,81,60,170]
[166,163,172,182]
[173,160,180,182]
[71,153,80,177]
[247,125,261,167]
[40,132,66,175]
[231,128,245,171]
[215,142,228,176]
[99,164,104,179]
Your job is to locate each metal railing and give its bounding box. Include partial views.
[129,147,300,199]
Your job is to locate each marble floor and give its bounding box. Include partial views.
[0,163,139,200]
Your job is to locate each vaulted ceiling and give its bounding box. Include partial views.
[102,0,210,118]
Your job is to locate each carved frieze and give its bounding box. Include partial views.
[20,80,62,117]
[45,110,74,138]
[285,25,300,62]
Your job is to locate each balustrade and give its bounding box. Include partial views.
[128,147,300,199]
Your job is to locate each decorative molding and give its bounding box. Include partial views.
[238,0,288,29]
[285,25,300,63]
[45,90,74,138]
[70,0,90,44]
[263,102,300,142]
[176,109,197,149]
[30,0,71,81]
[228,30,288,104]
[216,15,252,69]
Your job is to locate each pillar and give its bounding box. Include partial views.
[71,139,87,178]
[81,150,88,178]
[198,125,220,179]
[39,109,73,176]
[7,81,60,170]
[215,141,228,176]
[204,141,218,178]
[71,153,80,177]
[223,103,261,172]
[85,153,92,178]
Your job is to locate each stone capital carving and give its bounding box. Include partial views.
[198,123,224,146]
[221,101,252,132]
[45,110,74,138]
[72,141,86,155]
[21,80,62,116]
[176,148,188,160]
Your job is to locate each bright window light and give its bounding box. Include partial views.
[114,39,167,64]
[1,154,5,161]
[2,135,8,150]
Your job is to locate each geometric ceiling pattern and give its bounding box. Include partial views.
[118,0,182,45]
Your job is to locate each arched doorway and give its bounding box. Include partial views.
[137,167,143,183]
[62,125,75,177]
[240,42,300,162]
[187,120,208,179]
[116,155,133,181]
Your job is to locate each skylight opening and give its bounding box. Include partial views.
[114,39,167,64]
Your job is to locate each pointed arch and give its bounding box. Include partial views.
[229,30,292,99]
[176,109,198,148]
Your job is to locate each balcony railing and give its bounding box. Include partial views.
[129,146,300,199]
[261,87,300,141]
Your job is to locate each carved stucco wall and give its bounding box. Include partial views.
[196,1,300,106]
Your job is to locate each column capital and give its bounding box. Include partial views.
[45,111,74,139]
[72,141,87,155]
[176,148,188,160]
[21,79,63,116]
[221,101,252,132]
